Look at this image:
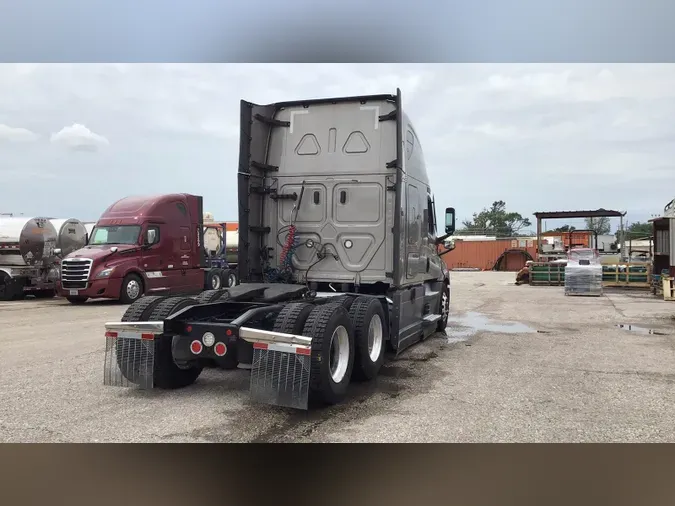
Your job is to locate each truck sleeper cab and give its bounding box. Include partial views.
[103,90,457,409]
[58,194,235,304]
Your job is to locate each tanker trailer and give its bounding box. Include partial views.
[0,217,59,300]
[49,218,88,257]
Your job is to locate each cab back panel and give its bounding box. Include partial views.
[265,100,397,284]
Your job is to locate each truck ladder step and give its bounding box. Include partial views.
[422,314,442,327]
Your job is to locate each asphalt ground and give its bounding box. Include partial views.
[1,271,673,442]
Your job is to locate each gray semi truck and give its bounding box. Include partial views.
[102,89,456,409]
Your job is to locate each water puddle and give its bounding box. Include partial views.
[445,311,537,341]
[616,324,670,336]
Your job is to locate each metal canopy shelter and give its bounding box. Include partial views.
[532,208,627,260]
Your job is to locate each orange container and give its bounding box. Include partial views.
[541,231,592,248]
[442,239,537,271]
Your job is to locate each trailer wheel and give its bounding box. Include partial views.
[436,285,450,332]
[224,269,238,287]
[118,296,203,389]
[273,302,315,335]
[194,289,226,304]
[348,296,387,381]
[121,295,167,322]
[120,273,144,304]
[66,296,88,304]
[303,304,355,405]
[205,269,224,290]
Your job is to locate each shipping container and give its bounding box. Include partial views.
[442,239,537,271]
[540,231,593,249]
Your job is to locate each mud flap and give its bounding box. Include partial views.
[249,343,311,410]
[104,331,156,389]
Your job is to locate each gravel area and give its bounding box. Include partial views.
[1,271,674,442]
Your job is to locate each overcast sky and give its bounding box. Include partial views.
[1,63,674,232]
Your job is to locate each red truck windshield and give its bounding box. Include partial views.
[90,225,141,246]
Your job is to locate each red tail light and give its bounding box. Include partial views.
[190,340,203,354]
[214,342,227,357]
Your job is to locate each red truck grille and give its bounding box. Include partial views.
[61,258,92,289]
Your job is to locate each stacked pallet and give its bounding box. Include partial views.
[564,249,603,296]
[564,263,603,296]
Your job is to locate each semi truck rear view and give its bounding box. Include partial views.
[103,89,457,409]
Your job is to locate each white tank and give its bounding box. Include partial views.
[225,229,238,263]
[203,227,222,254]
[49,218,88,257]
[225,229,239,249]
[0,217,58,267]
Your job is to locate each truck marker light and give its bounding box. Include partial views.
[226,329,233,336]
[141,333,155,340]
[105,331,118,338]
[214,342,227,356]
[190,340,203,354]
[252,342,268,350]
[186,325,193,332]
[202,332,215,347]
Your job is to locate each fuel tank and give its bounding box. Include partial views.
[0,217,58,267]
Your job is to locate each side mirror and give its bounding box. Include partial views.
[146,229,157,245]
[445,207,456,235]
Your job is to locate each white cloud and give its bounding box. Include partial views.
[0,124,39,143]
[50,123,109,151]
[0,63,673,224]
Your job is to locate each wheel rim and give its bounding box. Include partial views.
[126,280,141,300]
[211,274,221,290]
[329,325,350,383]
[367,314,383,362]
[228,273,236,287]
[441,291,449,322]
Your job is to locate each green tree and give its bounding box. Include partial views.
[584,217,611,235]
[617,221,652,240]
[552,224,576,232]
[461,200,532,237]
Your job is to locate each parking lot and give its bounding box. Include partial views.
[1,271,674,442]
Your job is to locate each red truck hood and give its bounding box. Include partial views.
[66,244,138,261]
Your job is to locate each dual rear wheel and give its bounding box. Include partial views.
[116,292,389,406]
[273,296,388,405]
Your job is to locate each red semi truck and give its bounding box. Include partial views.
[56,194,236,304]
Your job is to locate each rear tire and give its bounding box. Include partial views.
[224,269,238,288]
[349,296,387,381]
[436,285,450,332]
[194,289,227,304]
[273,302,315,335]
[331,295,355,310]
[119,273,144,304]
[205,269,224,290]
[121,295,167,321]
[117,296,202,389]
[303,304,355,406]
